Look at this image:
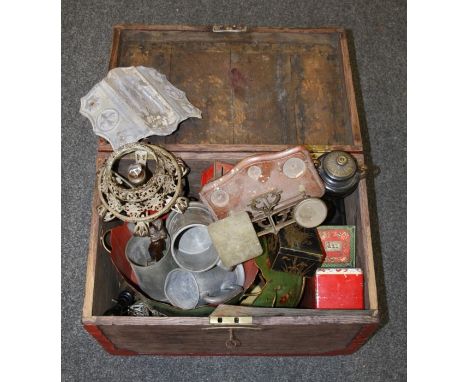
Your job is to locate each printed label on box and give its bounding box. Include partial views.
[324,241,342,252]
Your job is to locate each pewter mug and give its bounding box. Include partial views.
[166,201,220,272]
[125,235,176,302]
[164,266,245,310]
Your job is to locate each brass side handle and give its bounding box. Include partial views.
[100,229,112,254]
[359,164,381,179]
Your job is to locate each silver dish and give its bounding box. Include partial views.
[80,66,202,149]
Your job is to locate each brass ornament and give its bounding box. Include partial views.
[97,143,188,235]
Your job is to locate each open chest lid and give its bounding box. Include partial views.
[98,24,362,153]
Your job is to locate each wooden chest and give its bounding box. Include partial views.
[82,24,379,355]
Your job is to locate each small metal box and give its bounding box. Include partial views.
[266,224,324,278]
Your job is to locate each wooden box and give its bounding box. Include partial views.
[82,24,379,355]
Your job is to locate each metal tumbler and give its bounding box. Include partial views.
[125,235,177,302]
[164,266,245,310]
[166,201,220,272]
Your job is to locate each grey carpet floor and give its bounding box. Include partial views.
[62,1,406,380]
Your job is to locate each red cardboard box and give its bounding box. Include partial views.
[200,161,234,187]
[313,268,364,309]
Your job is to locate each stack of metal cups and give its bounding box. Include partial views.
[125,201,244,310]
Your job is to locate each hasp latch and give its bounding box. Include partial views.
[209,316,253,325]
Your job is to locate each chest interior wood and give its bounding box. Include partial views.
[109,29,353,147]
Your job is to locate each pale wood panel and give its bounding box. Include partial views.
[211,304,378,322]
[88,309,378,326]
[356,178,378,310]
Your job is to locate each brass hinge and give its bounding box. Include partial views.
[209,316,253,325]
[212,25,247,33]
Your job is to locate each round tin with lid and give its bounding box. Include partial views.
[293,198,328,228]
[317,151,360,197]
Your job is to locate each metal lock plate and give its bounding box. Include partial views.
[209,316,253,325]
[207,316,253,350]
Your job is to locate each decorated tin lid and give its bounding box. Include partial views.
[321,151,357,181]
[317,151,360,196]
[293,198,328,228]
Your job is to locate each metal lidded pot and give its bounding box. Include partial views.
[317,150,361,197]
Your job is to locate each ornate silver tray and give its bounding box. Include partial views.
[80,66,202,149]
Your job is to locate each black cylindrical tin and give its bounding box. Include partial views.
[317,151,360,197]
